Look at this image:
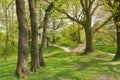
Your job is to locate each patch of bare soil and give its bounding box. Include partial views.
[99,75,116,80]
[50,43,85,52]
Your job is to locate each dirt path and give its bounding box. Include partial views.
[50,43,86,52]
[99,75,116,80]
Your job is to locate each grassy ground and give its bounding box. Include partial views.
[56,40,78,48]
[94,45,117,54]
[0,46,120,80]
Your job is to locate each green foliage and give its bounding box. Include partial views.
[103,0,120,15]
[94,26,116,46]
[0,31,18,59]
[59,24,84,43]
[0,0,119,80]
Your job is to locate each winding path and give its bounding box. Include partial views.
[50,43,86,52]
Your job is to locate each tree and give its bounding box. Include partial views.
[28,0,39,72]
[15,0,29,78]
[60,0,96,54]
[57,0,112,54]
[0,0,14,60]
[39,2,54,66]
[114,0,120,59]
[70,1,83,43]
[104,0,120,60]
[51,18,62,44]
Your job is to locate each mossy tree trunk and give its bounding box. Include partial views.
[39,3,54,66]
[28,0,39,72]
[80,0,94,54]
[77,24,82,43]
[113,0,120,60]
[15,0,28,78]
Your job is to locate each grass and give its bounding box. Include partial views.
[94,44,117,54]
[56,40,78,48]
[0,46,120,80]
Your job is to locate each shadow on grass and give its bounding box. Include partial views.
[45,52,70,58]
[44,46,64,54]
[0,60,16,79]
[0,46,120,80]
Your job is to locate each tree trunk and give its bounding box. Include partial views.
[52,19,56,44]
[114,23,120,59]
[4,12,9,60]
[39,3,54,66]
[113,0,120,60]
[52,34,56,44]
[84,28,94,54]
[28,0,39,72]
[3,1,9,60]
[83,13,94,54]
[77,24,82,43]
[15,0,29,78]
[39,13,48,66]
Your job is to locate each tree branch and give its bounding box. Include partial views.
[80,0,85,8]
[89,0,96,8]
[91,3,99,16]
[45,3,54,12]
[107,0,113,8]
[6,0,14,10]
[62,11,85,26]
[45,0,51,4]
[93,16,113,34]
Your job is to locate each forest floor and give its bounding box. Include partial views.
[49,43,86,52]
[0,45,120,80]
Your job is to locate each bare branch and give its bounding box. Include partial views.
[89,0,96,8]
[61,10,85,26]
[107,0,113,8]
[6,0,14,10]
[91,3,99,16]
[91,0,96,4]
[45,3,54,12]
[45,0,51,4]
[80,0,84,8]
[93,16,113,34]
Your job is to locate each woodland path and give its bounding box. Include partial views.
[50,43,86,52]
[49,43,116,80]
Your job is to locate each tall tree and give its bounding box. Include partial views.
[15,0,28,78]
[60,0,96,54]
[114,0,120,59]
[39,3,54,66]
[51,18,62,44]
[0,0,14,60]
[105,0,120,60]
[28,0,39,72]
[58,0,112,54]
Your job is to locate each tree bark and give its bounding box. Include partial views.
[84,28,94,54]
[84,12,94,54]
[2,0,9,60]
[15,0,28,78]
[60,0,95,54]
[39,3,54,66]
[77,24,82,43]
[52,19,56,44]
[4,8,9,60]
[28,0,39,72]
[113,0,120,60]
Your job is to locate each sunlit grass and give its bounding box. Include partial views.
[0,46,120,80]
[56,40,78,48]
[94,45,117,54]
